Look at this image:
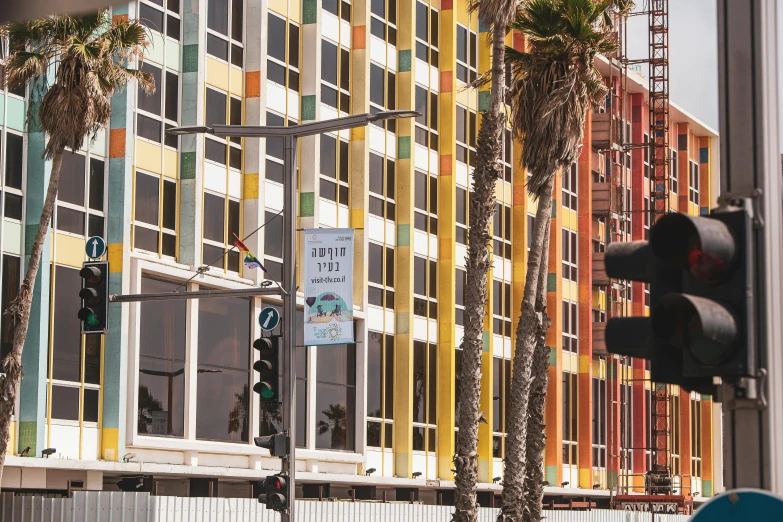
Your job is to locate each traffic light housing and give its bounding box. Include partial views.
[604,204,753,391]
[253,335,280,402]
[78,261,108,334]
[254,433,289,457]
[258,474,289,511]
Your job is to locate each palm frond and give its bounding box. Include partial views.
[2,12,152,158]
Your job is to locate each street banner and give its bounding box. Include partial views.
[303,228,354,345]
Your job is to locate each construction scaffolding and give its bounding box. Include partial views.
[600,0,677,498]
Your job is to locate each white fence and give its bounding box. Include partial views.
[0,492,692,522]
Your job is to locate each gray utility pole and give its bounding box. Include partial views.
[169,110,416,522]
[717,0,783,492]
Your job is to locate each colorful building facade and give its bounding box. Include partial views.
[0,0,721,503]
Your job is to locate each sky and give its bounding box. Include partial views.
[625,1,783,150]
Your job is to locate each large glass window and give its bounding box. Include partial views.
[670,149,678,194]
[316,342,356,451]
[369,153,396,221]
[137,277,186,437]
[562,228,577,282]
[415,2,438,67]
[322,39,351,114]
[371,0,397,45]
[56,152,106,237]
[267,14,300,92]
[367,331,394,449]
[414,169,438,235]
[492,356,511,458]
[562,300,577,353]
[138,0,181,41]
[562,371,578,466]
[263,111,298,186]
[412,341,436,454]
[592,377,607,469]
[690,396,702,479]
[455,105,476,167]
[369,63,396,132]
[134,170,177,257]
[196,296,251,443]
[413,255,437,319]
[1,132,24,220]
[136,62,179,148]
[319,134,349,205]
[207,0,244,65]
[456,24,477,83]
[492,202,511,261]
[202,191,241,272]
[0,255,20,362]
[49,266,101,423]
[204,87,242,169]
[414,84,438,150]
[689,160,700,206]
[492,279,511,338]
[563,163,577,211]
[368,242,395,309]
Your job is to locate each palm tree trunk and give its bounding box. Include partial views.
[522,224,551,522]
[0,150,64,487]
[499,174,554,522]
[453,20,508,522]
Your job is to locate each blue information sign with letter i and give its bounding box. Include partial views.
[259,307,281,331]
[86,236,107,259]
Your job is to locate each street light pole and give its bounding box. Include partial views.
[167,110,417,521]
[281,134,298,522]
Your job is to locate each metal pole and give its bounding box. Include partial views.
[109,286,283,303]
[281,134,298,521]
[717,0,783,493]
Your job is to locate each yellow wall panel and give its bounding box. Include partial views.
[163,148,178,179]
[206,57,230,92]
[55,234,87,268]
[135,139,162,175]
[268,0,287,17]
[230,66,244,97]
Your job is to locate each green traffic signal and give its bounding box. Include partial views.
[253,336,280,402]
[78,261,108,333]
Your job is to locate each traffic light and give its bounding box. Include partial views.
[78,261,108,334]
[258,474,289,511]
[253,335,280,402]
[604,205,753,391]
[254,433,289,457]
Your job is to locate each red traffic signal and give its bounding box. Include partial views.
[258,474,289,511]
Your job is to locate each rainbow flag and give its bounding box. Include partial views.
[233,234,267,272]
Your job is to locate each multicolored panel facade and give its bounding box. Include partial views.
[0,0,720,503]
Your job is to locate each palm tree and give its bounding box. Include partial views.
[0,12,152,484]
[453,0,521,519]
[498,1,616,520]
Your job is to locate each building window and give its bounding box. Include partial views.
[2,132,24,221]
[206,0,244,66]
[257,303,307,448]
[322,39,351,114]
[202,191,241,272]
[620,380,633,471]
[264,112,298,186]
[136,62,179,148]
[691,396,703,479]
[370,63,397,132]
[562,228,577,282]
[456,24,477,84]
[369,152,396,221]
[562,300,578,353]
[134,170,177,257]
[204,87,242,169]
[563,163,577,211]
[138,0,181,41]
[455,105,476,167]
[0,255,20,362]
[412,341,437,455]
[689,160,700,206]
[670,149,678,194]
[371,0,396,44]
[455,186,468,245]
[55,151,106,238]
[493,202,511,260]
[267,14,300,92]
[671,395,681,477]
[455,268,466,326]
[263,209,284,282]
[316,342,356,451]
[325,0,352,22]
[415,2,438,67]
[368,242,395,310]
[644,195,650,240]
[414,84,438,150]
[49,266,101,423]
[502,127,512,183]
[413,255,437,319]
[492,279,512,338]
[492,356,511,458]
[414,170,438,235]
[196,295,251,443]
[643,133,650,179]
[527,214,535,252]
[367,331,394,449]
[592,377,607,469]
[562,371,578,466]
[320,134,349,205]
[137,277,186,437]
